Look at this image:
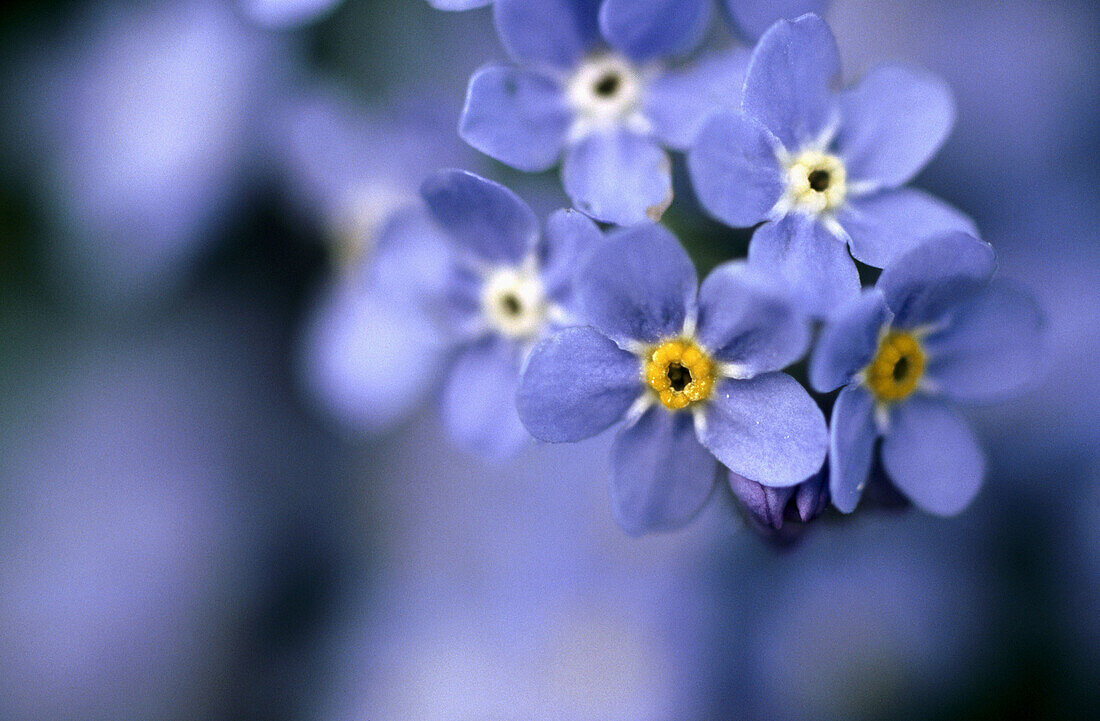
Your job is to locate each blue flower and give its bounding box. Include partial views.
[809,232,1044,515]
[427,0,493,9]
[517,225,826,535]
[688,13,975,315]
[729,469,828,539]
[460,0,751,225]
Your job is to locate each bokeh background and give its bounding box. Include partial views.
[0,1,1096,719]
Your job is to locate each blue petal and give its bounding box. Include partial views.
[441,337,530,457]
[516,326,642,442]
[562,129,673,225]
[838,188,978,269]
[881,396,985,515]
[794,471,830,522]
[576,223,696,344]
[599,0,711,63]
[741,13,840,149]
[644,48,751,150]
[834,64,955,189]
[748,214,860,317]
[421,169,539,264]
[721,0,828,41]
[460,65,571,172]
[728,471,795,529]
[539,209,603,304]
[700,373,827,487]
[923,282,1045,403]
[687,111,785,227]
[493,0,600,70]
[695,261,811,374]
[877,231,995,328]
[611,406,718,535]
[828,384,877,513]
[808,288,890,392]
[244,0,342,27]
[428,0,492,9]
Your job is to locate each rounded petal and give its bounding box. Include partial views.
[644,48,751,150]
[881,396,985,515]
[493,0,600,70]
[516,326,642,442]
[700,373,827,487]
[687,111,785,227]
[428,0,493,9]
[539,209,604,300]
[696,261,811,374]
[748,214,860,317]
[742,13,841,149]
[923,282,1045,403]
[599,0,711,63]
[721,0,828,41]
[420,169,539,264]
[611,406,718,535]
[576,223,696,344]
[562,129,673,225]
[877,231,995,328]
[441,338,530,457]
[835,64,955,189]
[839,187,978,269]
[460,65,570,172]
[828,384,878,513]
[808,288,890,392]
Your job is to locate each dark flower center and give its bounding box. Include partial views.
[666,362,692,392]
[808,169,831,192]
[892,355,911,383]
[593,71,622,98]
[500,293,523,316]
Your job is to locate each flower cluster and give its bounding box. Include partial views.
[323,3,1043,538]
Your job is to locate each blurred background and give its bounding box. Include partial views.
[0,1,1096,719]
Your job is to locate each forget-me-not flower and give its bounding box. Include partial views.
[517,225,826,535]
[460,0,751,225]
[688,13,975,315]
[809,232,1043,515]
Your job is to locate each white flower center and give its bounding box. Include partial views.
[480,264,548,339]
[566,54,645,137]
[783,149,848,215]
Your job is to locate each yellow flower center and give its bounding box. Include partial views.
[644,339,716,411]
[865,331,926,402]
[785,149,847,214]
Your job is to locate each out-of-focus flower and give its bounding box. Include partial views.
[809,232,1043,515]
[461,0,750,224]
[427,0,493,9]
[5,0,281,301]
[518,225,824,534]
[242,0,344,28]
[688,13,973,315]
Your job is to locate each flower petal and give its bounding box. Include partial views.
[701,373,827,487]
[539,209,603,300]
[687,111,785,227]
[721,0,828,41]
[696,261,810,374]
[599,0,712,63]
[828,384,878,513]
[428,0,492,9]
[880,396,985,515]
[576,223,696,344]
[838,187,978,269]
[835,64,955,189]
[728,471,795,529]
[644,48,751,150]
[748,213,860,317]
[877,231,995,328]
[741,13,840,149]
[440,337,531,457]
[923,282,1045,403]
[421,169,539,264]
[562,129,673,225]
[611,406,718,535]
[493,0,600,70]
[516,326,642,442]
[808,288,890,392]
[460,65,571,172]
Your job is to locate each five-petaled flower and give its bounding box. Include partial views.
[517,224,827,535]
[688,13,975,316]
[809,232,1043,515]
